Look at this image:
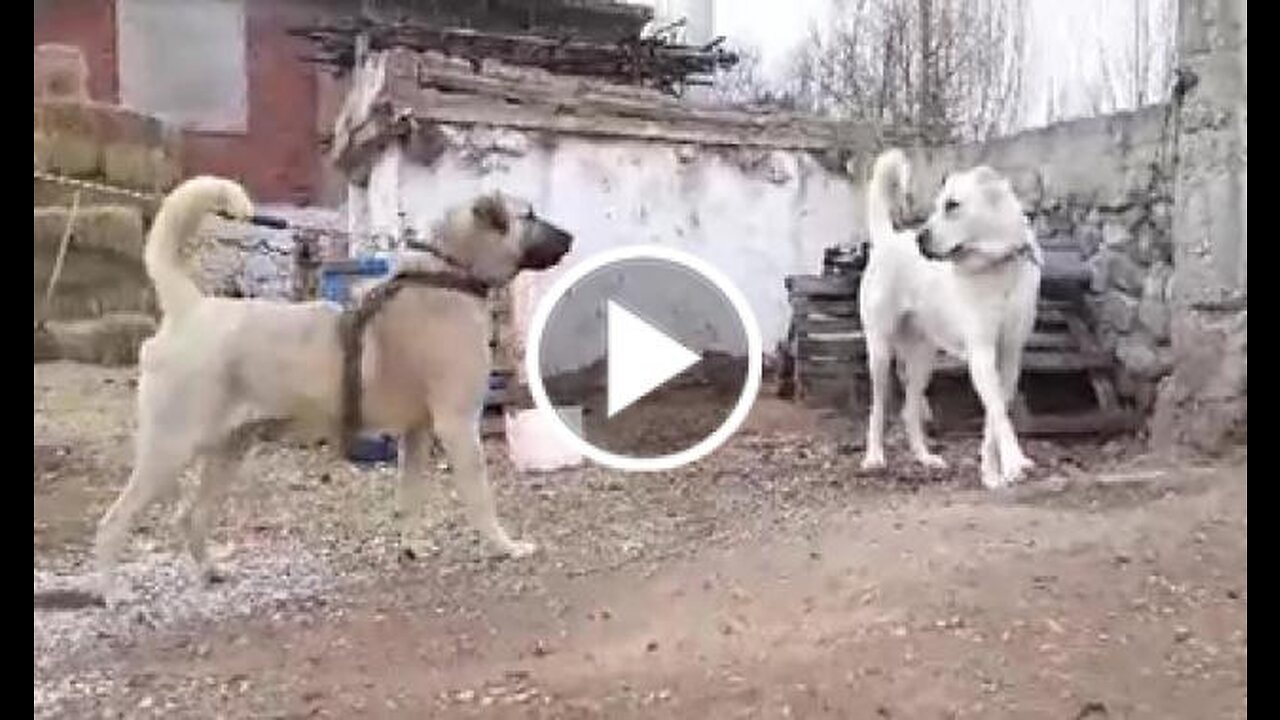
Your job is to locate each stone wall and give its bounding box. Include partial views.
[195,204,345,300]
[1151,0,1247,453]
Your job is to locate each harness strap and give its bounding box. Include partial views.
[338,271,489,457]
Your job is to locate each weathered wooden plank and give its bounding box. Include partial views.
[794,316,862,334]
[798,337,865,360]
[933,350,1111,374]
[790,298,860,318]
[785,274,858,298]
[1025,331,1077,350]
[797,362,857,381]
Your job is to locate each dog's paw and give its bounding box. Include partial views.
[1001,455,1035,485]
[916,452,949,470]
[503,540,539,560]
[860,453,887,472]
[980,471,1008,490]
[199,564,231,586]
[398,538,440,563]
[95,575,134,609]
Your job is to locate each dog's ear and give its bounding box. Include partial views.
[970,166,1011,206]
[970,166,1002,185]
[472,193,510,234]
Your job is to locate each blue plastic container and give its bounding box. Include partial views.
[319,256,393,305]
[321,256,398,464]
[346,434,398,464]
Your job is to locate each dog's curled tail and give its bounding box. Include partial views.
[144,176,254,319]
[866,148,910,244]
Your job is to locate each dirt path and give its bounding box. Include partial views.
[34,364,1246,719]
[101,464,1244,719]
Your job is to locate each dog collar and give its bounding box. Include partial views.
[947,242,1041,270]
[403,238,498,294]
[1006,243,1042,267]
[391,270,490,299]
[406,238,477,275]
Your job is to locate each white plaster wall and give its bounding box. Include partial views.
[362,128,862,375]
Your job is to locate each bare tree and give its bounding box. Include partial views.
[1102,0,1177,110]
[784,0,1026,143]
[1035,0,1177,125]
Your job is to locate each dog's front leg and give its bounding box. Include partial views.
[966,346,1032,487]
[434,417,536,559]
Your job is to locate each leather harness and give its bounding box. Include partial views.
[338,268,489,457]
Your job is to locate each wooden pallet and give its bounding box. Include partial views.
[784,273,862,408]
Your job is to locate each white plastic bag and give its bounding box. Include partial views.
[505,407,585,473]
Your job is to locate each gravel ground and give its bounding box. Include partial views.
[34,362,1247,718]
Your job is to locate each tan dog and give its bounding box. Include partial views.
[94,176,572,598]
[859,149,1041,488]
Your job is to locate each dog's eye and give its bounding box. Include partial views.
[944,199,960,213]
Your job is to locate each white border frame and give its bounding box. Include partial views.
[525,245,763,472]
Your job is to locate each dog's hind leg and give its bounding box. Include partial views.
[860,333,893,471]
[395,427,443,560]
[434,416,536,559]
[94,424,198,602]
[177,428,252,584]
[900,340,947,469]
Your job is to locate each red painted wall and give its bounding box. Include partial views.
[34,0,324,204]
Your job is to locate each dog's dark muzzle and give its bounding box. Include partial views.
[519,221,574,270]
[916,228,954,261]
[915,228,938,259]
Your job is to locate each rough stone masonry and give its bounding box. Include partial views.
[1151,0,1247,453]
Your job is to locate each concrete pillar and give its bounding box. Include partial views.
[1151,0,1247,453]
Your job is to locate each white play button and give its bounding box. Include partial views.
[606,301,701,418]
[527,245,762,472]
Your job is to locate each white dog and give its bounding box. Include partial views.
[93,176,572,599]
[857,149,1042,488]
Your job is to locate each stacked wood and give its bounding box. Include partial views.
[290,16,739,95]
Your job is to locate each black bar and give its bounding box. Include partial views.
[216,211,290,230]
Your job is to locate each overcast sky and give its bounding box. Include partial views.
[640,0,1177,130]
